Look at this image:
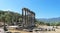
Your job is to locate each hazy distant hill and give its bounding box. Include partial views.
[37,17,60,23]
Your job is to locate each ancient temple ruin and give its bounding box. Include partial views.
[22,8,35,29]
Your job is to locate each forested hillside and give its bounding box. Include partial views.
[36,18,60,26]
[0,10,22,25]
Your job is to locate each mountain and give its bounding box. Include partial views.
[37,17,60,23]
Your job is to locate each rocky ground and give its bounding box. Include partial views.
[8,28,60,33]
[8,26,60,33]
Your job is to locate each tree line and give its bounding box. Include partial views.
[0,10,22,25]
[35,20,60,26]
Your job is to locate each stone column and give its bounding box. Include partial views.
[22,9,24,28]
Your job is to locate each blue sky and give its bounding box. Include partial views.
[0,0,60,18]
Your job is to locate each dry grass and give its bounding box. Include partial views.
[33,28,60,33]
[8,29,32,33]
[8,26,60,33]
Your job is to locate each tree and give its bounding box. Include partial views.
[55,22,60,26]
[46,23,50,26]
[0,10,22,25]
